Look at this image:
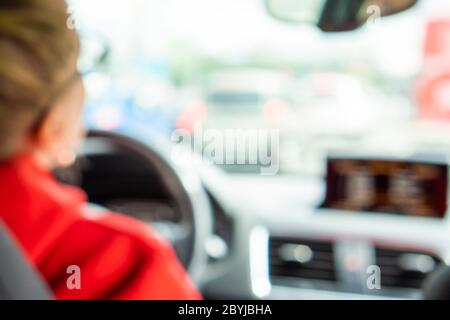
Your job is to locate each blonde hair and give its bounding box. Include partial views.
[0,0,80,160]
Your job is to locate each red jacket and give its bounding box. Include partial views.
[0,154,201,300]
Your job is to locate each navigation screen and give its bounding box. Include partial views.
[321,158,448,218]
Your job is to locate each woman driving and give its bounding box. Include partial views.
[0,0,200,299]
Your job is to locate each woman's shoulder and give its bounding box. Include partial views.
[39,207,201,300]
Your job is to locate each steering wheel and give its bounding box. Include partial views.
[56,130,213,285]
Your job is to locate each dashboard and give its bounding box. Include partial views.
[60,131,450,300]
[199,152,450,300]
[203,173,450,300]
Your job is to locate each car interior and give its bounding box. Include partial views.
[2,0,450,300]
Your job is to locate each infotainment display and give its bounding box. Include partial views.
[321,158,448,218]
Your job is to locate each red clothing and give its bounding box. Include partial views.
[0,155,201,300]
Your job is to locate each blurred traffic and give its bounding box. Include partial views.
[72,0,450,177]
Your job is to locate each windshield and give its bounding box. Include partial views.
[71,0,450,177]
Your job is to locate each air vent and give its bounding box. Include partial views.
[375,247,442,289]
[270,237,336,282]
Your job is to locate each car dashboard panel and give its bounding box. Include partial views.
[321,157,448,218]
[202,154,450,300]
[268,234,444,300]
[57,135,450,300]
[258,156,450,300]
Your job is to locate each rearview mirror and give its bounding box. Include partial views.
[264,0,418,32]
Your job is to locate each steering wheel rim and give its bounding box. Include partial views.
[73,130,213,285]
